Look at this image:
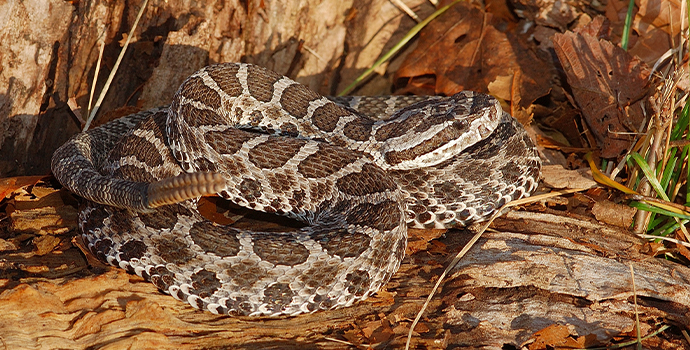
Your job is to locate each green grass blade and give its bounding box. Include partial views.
[656,220,686,237]
[629,152,670,201]
[629,201,690,220]
[659,155,677,197]
[338,0,462,96]
[670,97,690,139]
[648,216,669,233]
[681,98,690,206]
[620,0,636,50]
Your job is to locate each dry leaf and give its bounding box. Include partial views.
[361,319,394,344]
[412,322,430,333]
[197,197,242,225]
[675,232,690,260]
[640,241,666,256]
[511,0,585,30]
[553,26,650,157]
[341,329,363,346]
[540,164,597,190]
[527,324,588,349]
[605,0,682,66]
[0,176,47,199]
[369,289,397,306]
[636,0,684,36]
[591,199,636,228]
[427,240,448,255]
[394,0,552,124]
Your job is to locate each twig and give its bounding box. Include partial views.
[682,329,690,344]
[390,0,420,22]
[573,325,670,350]
[87,28,107,121]
[323,337,368,348]
[83,0,149,131]
[338,0,461,96]
[302,44,327,64]
[629,264,642,350]
[404,188,585,350]
[637,233,690,249]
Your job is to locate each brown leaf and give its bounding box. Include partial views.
[528,324,587,350]
[341,329,363,346]
[427,240,448,255]
[0,176,47,200]
[406,237,431,255]
[636,0,684,36]
[394,0,552,123]
[553,28,650,157]
[591,199,636,228]
[540,165,597,190]
[675,232,690,261]
[368,289,397,307]
[575,14,611,39]
[412,322,430,333]
[361,319,394,344]
[511,0,584,30]
[640,241,666,256]
[606,0,681,66]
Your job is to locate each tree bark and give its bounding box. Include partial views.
[0,0,428,176]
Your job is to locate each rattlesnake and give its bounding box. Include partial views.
[51,63,541,316]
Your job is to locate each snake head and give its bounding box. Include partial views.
[375,91,504,170]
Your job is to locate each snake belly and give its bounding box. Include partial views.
[51,63,541,316]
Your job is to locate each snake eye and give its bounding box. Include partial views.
[448,104,470,119]
[452,120,469,131]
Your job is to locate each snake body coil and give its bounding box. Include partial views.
[52,63,541,316]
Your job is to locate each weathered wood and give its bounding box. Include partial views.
[0,0,427,176]
[2,0,689,348]
[1,187,689,349]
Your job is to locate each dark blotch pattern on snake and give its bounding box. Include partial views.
[51,63,541,316]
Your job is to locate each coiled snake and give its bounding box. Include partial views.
[51,63,541,316]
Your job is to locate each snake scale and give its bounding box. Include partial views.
[51,63,541,316]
